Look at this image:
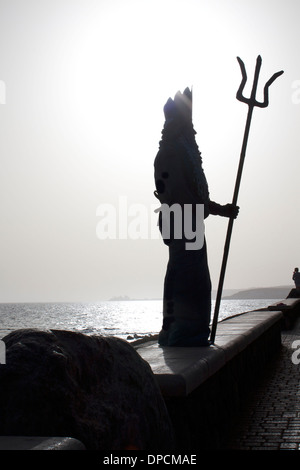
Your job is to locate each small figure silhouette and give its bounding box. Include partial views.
[154,88,238,347]
[293,267,300,291]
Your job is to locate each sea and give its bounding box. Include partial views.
[0,299,279,343]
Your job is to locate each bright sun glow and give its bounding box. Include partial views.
[58,0,240,157]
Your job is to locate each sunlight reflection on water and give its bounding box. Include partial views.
[0,299,276,341]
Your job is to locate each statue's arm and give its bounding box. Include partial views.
[209,201,239,219]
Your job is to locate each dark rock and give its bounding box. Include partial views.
[0,329,174,450]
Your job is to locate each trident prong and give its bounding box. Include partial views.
[210,56,284,344]
[236,55,284,108]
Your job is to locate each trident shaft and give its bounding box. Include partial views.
[210,56,284,344]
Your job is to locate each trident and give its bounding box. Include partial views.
[210,56,284,344]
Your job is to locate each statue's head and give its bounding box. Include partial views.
[163,87,192,125]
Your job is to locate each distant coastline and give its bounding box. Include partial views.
[109,295,132,301]
[222,286,291,300]
[109,286,293,302]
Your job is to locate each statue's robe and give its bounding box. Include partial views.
[154,122,214,346]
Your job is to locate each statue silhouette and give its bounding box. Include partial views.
[154,88,238,347]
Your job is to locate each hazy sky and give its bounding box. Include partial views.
[0,0,299,302]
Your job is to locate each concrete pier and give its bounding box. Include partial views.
[135,296,300,449]
[136,308,283,449]
[136,310,283,398]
